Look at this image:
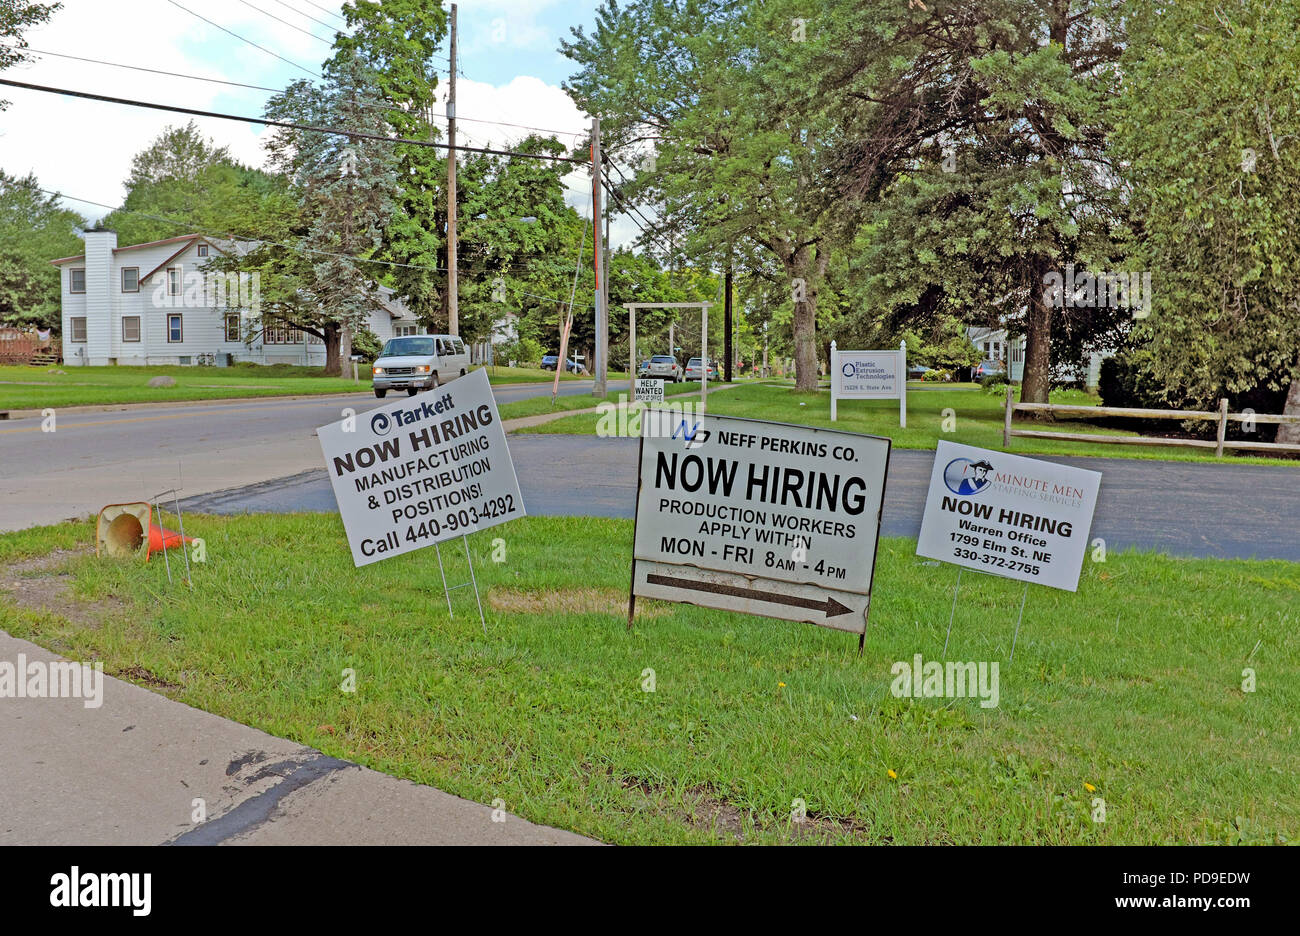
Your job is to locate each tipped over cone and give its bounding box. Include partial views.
[147,522,192,560]
[96,502,152,558]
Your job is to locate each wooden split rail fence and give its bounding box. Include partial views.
[1002,387,1300,456]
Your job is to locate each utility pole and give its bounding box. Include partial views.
[446,3,459,337]
[591,116,608,395]
[723,264,733,382]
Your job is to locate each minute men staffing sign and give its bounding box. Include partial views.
[318,367,525,567]
[916,440,1101,591]
[631,410,891,634]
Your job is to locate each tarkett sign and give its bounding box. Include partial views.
[916,441,1101,591]
[630,410,891,635]
[317,367,525,567]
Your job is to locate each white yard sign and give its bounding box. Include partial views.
[831,341,907,426]
[631,410,891,634]
[633,378,666,404]
[318,367,525,567]
[916,441,1101,591]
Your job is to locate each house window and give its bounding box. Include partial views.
[122,316,141,342]
[70,316,87,342]
[225,314,241,342]
[264,321,302,344]
[395,324,420,337]
[168,267,182,296]
[197,244,209,258]
[70,269,86,293]
[122,267,139,292]
[167,314,183,342]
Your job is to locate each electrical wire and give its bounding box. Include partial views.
[163,0,321,78]
[234,0,334,45]
[0,77,589,164]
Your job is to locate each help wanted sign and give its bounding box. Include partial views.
[318,367,525,567]
[632,410,891,633]
[916,441,1100,591]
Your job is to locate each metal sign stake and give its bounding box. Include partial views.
[942,567,963,659]
[152,500,172,584]
[435,543,454,617]
[1009,583,1029,662]
[462,534,487,635]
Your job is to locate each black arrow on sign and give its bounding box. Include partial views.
[645,573,853,618]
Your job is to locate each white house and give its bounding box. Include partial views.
[51,229,419,367]
[966,325,1110,387]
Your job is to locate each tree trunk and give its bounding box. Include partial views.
[790,246,819,392]
[1020,258,1054,405]
[1277,355,1300,445]
[339,325,353,378]
[323,322,343,376]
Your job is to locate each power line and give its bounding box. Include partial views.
[267,0,341,33]
[9,45,583,139]
[301,0,346,24]
[235,0,334,45]
[164,0,320,78]
[18,47,285,93]
[0,78,589,164]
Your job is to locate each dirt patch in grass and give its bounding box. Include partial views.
[0,547,126,629]
[488,587,670,618]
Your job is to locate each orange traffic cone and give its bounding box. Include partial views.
[146,522,192,561]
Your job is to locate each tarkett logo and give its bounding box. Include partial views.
[371,411,393,436]
[943,457,993,496]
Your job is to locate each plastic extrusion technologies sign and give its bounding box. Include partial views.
[631,409,892,634]
[318,367,525,567]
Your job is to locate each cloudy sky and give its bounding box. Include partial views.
[0,0,638,241]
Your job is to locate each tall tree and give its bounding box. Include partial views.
[0,0,59,111]
[101,123,285,245]
[244,52,400,375]
[819,0,1129,403]
[330,0,448,320]
[1114,0,1300,441]
[563,0,853,390]
[0,171,84,328]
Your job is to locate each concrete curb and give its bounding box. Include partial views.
[0,389,377,421]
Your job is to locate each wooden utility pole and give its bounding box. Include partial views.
[592,116,608,395]
[446,3,459,336]
[723,265,733,382]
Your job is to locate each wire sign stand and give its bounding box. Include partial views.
[435,536,486,635]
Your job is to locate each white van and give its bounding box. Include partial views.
[371,333,471,398]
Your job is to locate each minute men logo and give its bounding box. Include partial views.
[943,457,994,496]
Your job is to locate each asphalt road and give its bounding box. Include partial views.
[185,435,1300,563]
[0,379,607,531]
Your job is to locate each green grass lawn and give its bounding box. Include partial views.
[515,381,1299,465]
[2,515,1294,845]
[0,363,367,410]
[496,380,714,421]
[470,364,610,384]
[0,363,633,410]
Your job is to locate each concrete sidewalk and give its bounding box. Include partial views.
[0,628,596,845]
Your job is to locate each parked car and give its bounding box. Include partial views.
[646,354,682,382]
[974,359,1006,379]
[907,363,932,380]
[371,334,470,398]
[684,357,722,381]
[636,360,652,378]
[541,354,582,373]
